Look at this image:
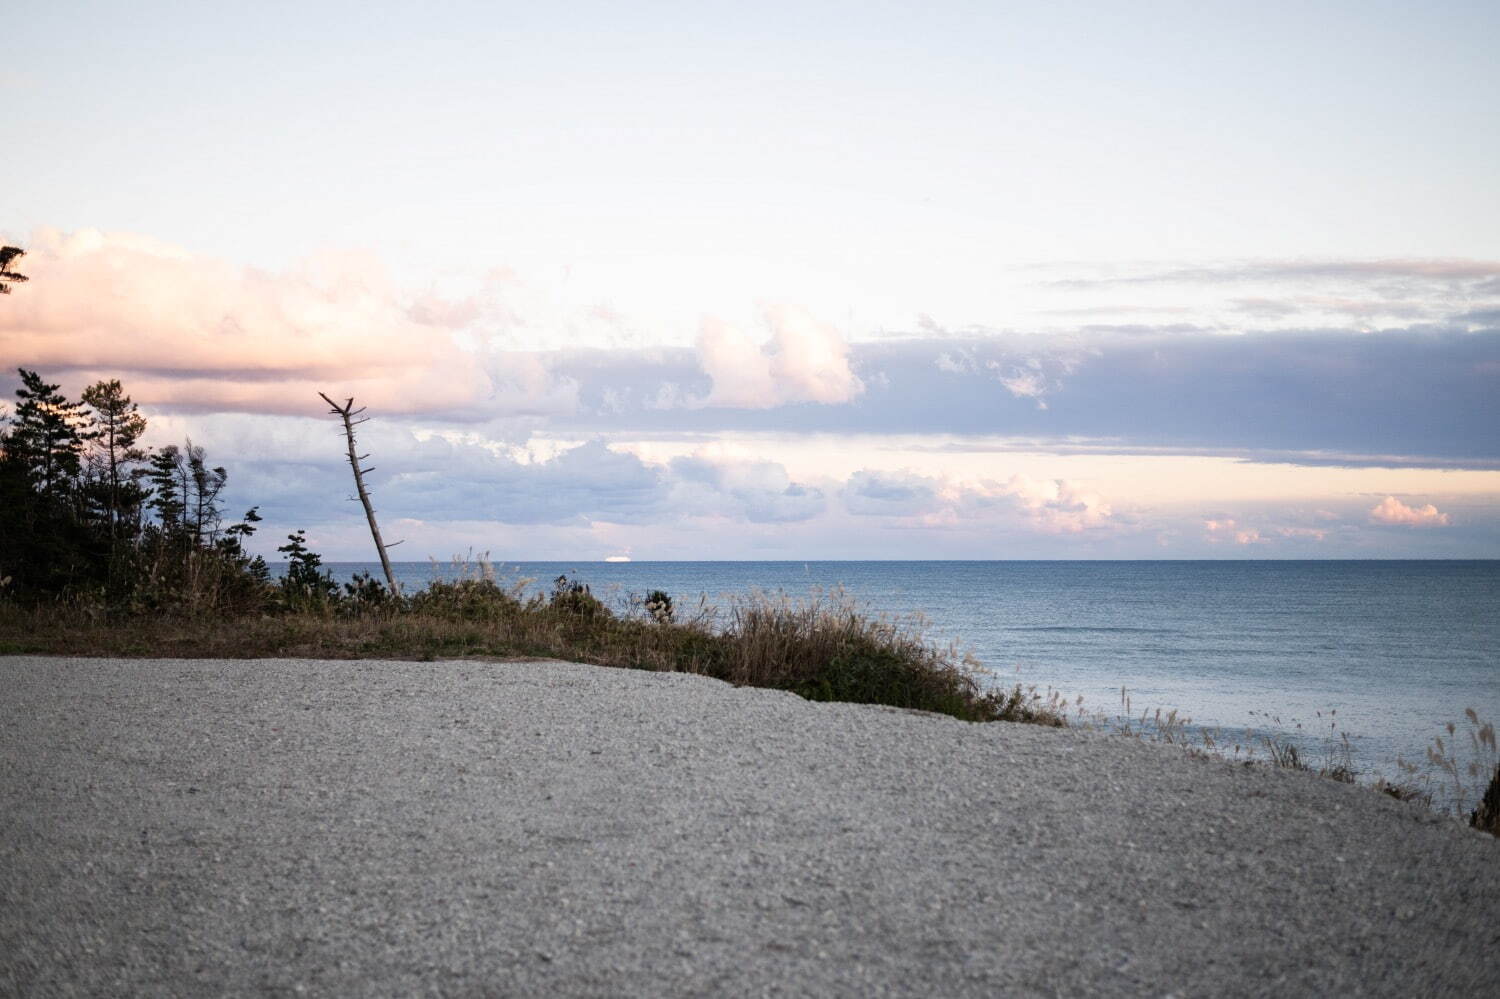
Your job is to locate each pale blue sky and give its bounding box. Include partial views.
[4,1,1498,558]
[9,1,1500,282]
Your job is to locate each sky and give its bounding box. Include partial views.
[3,0,1498,559]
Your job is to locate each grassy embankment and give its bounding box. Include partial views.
[0,571,1066,726]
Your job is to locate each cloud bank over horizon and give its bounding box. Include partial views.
[3,227,1497,559]
[5,229,1497,462]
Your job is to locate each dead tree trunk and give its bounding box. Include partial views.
[319,393,402,596]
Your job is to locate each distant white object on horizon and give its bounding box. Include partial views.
[605,555,631,563]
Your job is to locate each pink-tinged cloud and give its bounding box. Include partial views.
[1204,518,1262,545]
[1369,496,1451,527]
[696,305,863,408]
[946,474,1114,533]
[990,474,1113,534]
[0,228,496,415]
[1276,526,1328,542]
[990,365,1050,409]
[840,469,1113,534]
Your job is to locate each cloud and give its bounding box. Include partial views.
[1204,519,1262,545]
[10,228,1497,481]
[1455,308,1500,327]
[989,363,1050,407]
[406,290,482,329]
[931,341,1094,409]
[667,454,826,523]
[1046,259,1500,289]
[0,228,491,414]
[1030,260,1500,339]
[841,470,938,517]
[485,353,581,418]
[814,328,1500,464]
[0,227,585,419]
[841,469,1113,534]
[102,407,1496,560]
[695,305,863,408]
[1230,296,1436,322]
[980,474,1114,534]
[906,440,1500,472]
[934,351,973,375]
[367,438,656,526]
[260,431,833,532]
[1369,496,1451,527]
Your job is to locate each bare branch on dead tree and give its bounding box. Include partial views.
[318,392,402,596]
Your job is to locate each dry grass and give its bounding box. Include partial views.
[713,588,1064,724]
[1075,685,1498,835]
[0,582,1064,726]
[1422,709,1500,831]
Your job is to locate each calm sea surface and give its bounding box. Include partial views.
[309,560,1498,792]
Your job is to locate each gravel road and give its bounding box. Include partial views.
[2,656,1496,997]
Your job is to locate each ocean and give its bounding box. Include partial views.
[304,559,1498,798]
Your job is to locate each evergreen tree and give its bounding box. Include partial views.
[9,369,92,498]
[185,441,228,546]
[0,246,26,295]
[145,439,230,546]
[0,372,97,593]
[222,505,263,555]
[0,367,271,609]
[81,379,149,535]
[147,444,186,530]
[0,410,38,589]
[222,507,271,585]
[277,529,337,605]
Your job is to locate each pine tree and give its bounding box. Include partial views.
[9,369,92,498]
[147,445,185,530]
[146,439,229,545]
[1,372,96,593]
[81,379,149,536]
[184,441,228,546]
[0,246,26,295]
[277,529,337,605]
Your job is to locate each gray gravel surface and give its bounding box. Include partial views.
[2,656,1496,997]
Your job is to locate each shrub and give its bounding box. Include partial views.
[95,517,272,618]
[709,588,1027,722]
[342,572,400,616]
[978,683,1068,726]
[550,574,609,619]
[275,530,338,611]
[644,589,674,625]
[408,578,521,621]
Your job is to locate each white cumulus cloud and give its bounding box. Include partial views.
[1204,518,1263,545]
[1369,496,1451,527]
[695,305,863,409]
[983,474,1114,534]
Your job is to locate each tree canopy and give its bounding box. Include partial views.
[0,368,268,608]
